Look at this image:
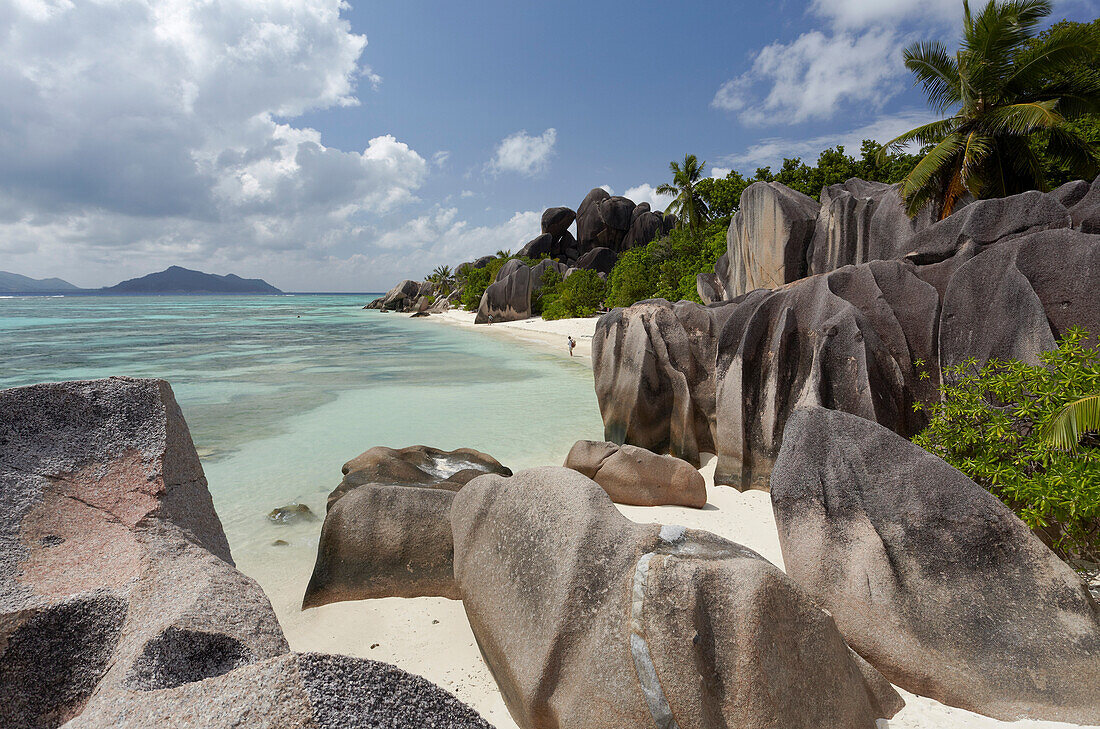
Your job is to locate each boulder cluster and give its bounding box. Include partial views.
[0,378,493,729]
[595,176,1100,489]
[369,187,677,321]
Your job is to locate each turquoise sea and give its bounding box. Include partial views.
[0,294,603,595]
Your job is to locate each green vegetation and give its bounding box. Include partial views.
[656,154,709,230]
[607,222,727,308]
[883,0,1100,218]
[542,270,607,320]
[426,265,454,296]
[1041,394,1100,453]
[531,266,563,316]
[912,328,1100,564]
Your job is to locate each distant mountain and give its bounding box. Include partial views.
[0,271,82,293]
[102,266,283,294]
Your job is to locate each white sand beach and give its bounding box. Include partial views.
[265,447,1098,729]
[421,307,600,363]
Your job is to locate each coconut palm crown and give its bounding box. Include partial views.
[657,154,710,230]
[882,0,1100,218]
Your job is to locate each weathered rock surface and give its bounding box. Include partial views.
[808,179,933,276]
[0,377,492,729]
[517,233,554,260]
[576,188,637,253]
[621,209,675,252]
[564,440,706,507]
[476,264,533,324]
[593,299,737,467]
[714,260,938,490]
[540,206,575,238]
[904,189,1071,264]
[530,258,567,289]
[1068,175,1100,232]
[378,279,423,311]
[574,246,617,274]
[722,181,820,298]
[451,467,903,729]
[771,407,1100,723]
[304,484,459,606]
[332,444,511,507]
[696,272,722,305]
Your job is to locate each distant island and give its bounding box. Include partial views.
[102,266,283,294]
[0,271,81,293]
[0,266,282,295]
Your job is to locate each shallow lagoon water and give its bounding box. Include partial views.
[0,294,604,589]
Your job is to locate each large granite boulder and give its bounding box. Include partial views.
[451,467,903,729]
[0,378,492,729]
[576,188,636,253]
[808,179,933,276]
[476,264,533,324]
[574,246,617,274]
[564,440,707,508]
[332,444,511,506]
[303,484,459,606]
[379,279,423,311]
[771,407,1100,723]
[722,181,819,298]
[621,209,674,252]
[714,260,938,490]
[517,233,554,260]
[593,299,737,467]
[540,206,575,238]
[696,272,723,305]
[904,189,1071,264]
[1068,175,1100,232]
[939,228,1100,377]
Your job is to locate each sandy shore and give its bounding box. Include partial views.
[417,307,600,364]
[263,450,1096,729]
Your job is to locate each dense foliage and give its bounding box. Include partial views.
[606,222,726,308]
[883,1,1100,217]
[542,270,607,320]
[912,328,1100,565]
[656,154,709,229]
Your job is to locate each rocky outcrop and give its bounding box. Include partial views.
[366,279,423,311]
[563,440,707,507]
[771,407,1100,723]
[904,189,1071,264]
[721,182,820,298]
[332,444,511,506]
[593,299,737,467]
[713,260,938,490]
[476,264,533,324]
[808,179,933,276]
[574,246,617,274]
[540,206,575,238]
[451,467,903,729]
[304,484,459,606]
[939,228,1100,377]
[576,188,637,253]
[1067,174,1100,232]
[621,209,676,252]
[0,377,492,729]
[516,233,554,259]
[696,272,722,305]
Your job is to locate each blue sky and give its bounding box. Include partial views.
[0,0,1094,291]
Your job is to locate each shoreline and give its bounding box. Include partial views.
[410,307,599,365]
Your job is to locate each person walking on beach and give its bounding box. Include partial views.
[567,335,576,356]
[488,314,494,325]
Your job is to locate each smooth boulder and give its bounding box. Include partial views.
[0,378,492,729]
[476,264,533,323]
[771,407,1100,723]
[451,467,903,729]
[563,440,707,507]
[540,206,575,238]
[574,246,617,274]
[332,444,511,506]
[722,181,819,298]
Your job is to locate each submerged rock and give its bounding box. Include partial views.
[563,440,706,508]
[451,467,903,729]
[0,377,492,729]
[267,503,317,524]
[771,407,1100,724]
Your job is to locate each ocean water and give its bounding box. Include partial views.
[0,294,604,591]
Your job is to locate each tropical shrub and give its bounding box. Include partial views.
[606,222,726,308]
[542,270,607,320]
[531,267,563,316]
[912,328,1100,565]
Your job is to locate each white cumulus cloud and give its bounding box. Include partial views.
[0,0,427,288]
[489,128,557,176]
[623,184,676,213]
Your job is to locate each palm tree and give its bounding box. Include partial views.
[1041,393,1100,453]
[427,265,454,295]
[881,0,1100,219]
[657,154,710,230]
[495,249,512,259]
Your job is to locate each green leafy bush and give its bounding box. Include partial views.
[606,222,726,308]
[460,266,491,310]
[912,328,1100,565]
[531,267,563,316]
[543,269,607,320]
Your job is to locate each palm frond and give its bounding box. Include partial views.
[1040,394,1100,452]
[1004,22,1099,95]
[904,41,962,114]
[1045,124,1100,179]
[901,133,965,216]
[879,118,960,158]
[982,100,1061,135]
